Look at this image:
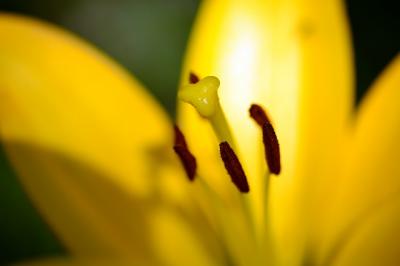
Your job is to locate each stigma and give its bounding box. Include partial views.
[174,73,281,193]
[179,76,221,118]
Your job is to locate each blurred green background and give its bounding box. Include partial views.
[0,0,398,264]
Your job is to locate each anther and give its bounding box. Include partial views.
[189,72,200,84]
[173,125,197,181]
[174,125,188,148]
[262,123,281,175]
[219,142,250,193]
[249,104,271,126]
[249,104,281,175]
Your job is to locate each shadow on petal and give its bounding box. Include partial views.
[4,140,228,266]
[3,141,161,263]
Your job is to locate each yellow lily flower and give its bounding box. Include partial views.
[1,0,399,265]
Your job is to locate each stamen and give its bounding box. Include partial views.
[262,123,281,175]
[249,104,281,175]
[219,141,250,193]
[189,72,200,84]
[249,104,271,126]
[173,125,197,181]
[174,125,188,148]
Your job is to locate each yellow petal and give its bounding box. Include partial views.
[320,55,400,263]
[0,13,172,255]
[149,207,220,266]
[332,196,400,266]
[6,142,221,263]
[5,143,159,258]
[14,257,158,266]
[178,0,353,262]
[0,13,171,195]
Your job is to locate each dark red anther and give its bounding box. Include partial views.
[173,146,197,181]
[249,104,281,175]
[174,125,188,148]
[262,123,281,175]
[173,125,197,181]
[189,72,200,84]
[249,104,271,126]
[219,142,250,193]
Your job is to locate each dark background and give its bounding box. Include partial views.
[0,0,398,264]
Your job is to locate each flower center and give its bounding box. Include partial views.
[174,73,281,193]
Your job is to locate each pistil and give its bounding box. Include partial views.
[179,74,251,193]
